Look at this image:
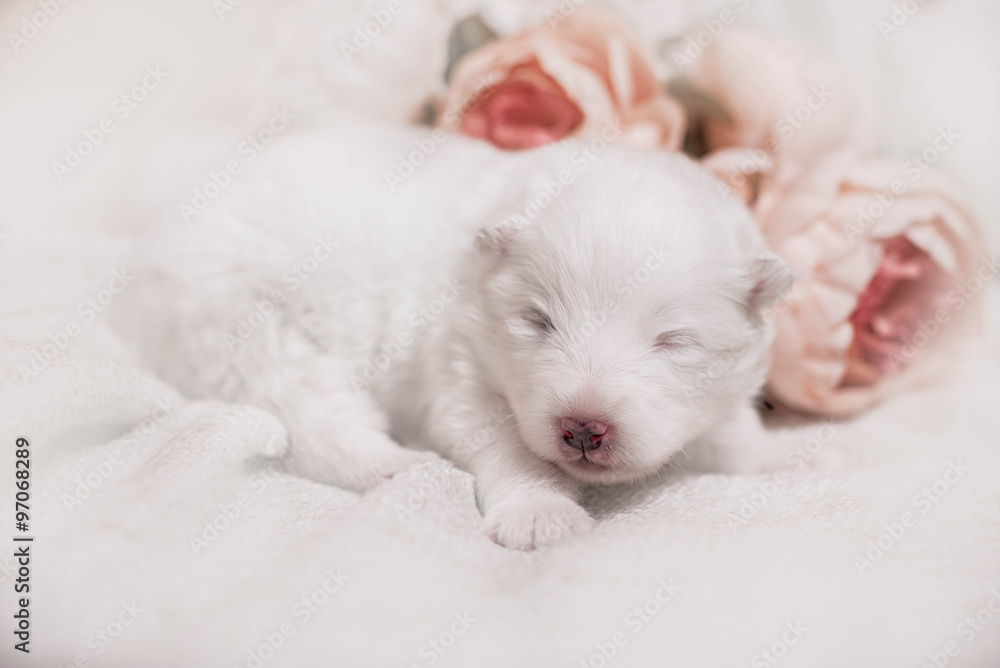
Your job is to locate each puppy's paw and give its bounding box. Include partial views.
[482,494,594,550]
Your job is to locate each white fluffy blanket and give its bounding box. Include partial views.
[1,1,999,666]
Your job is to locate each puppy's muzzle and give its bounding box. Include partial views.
[559,417,608,452]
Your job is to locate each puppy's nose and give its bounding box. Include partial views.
[560,417,609,452]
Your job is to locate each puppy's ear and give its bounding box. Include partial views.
[746,253,794,317]
[474,215,526,255]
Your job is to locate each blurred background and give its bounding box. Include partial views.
[0,0,997,244]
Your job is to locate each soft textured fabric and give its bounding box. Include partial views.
[2,283,1000,667]
[1,0,998,666]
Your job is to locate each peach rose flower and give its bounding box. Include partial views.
[685,29,985,415]
[438,11,686,150]
[685,28,870,189]
[746,154,985,416]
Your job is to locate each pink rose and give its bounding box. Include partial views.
[438,11,686,150]
[753,156,985,416]
[688,29,985,415]
[686,28,870,192]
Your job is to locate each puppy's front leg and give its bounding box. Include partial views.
[463,432,594,551]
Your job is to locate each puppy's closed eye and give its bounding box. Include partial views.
[521,307,555,334]
[654,331,696,351]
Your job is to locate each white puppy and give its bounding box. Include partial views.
[116,126,792,550]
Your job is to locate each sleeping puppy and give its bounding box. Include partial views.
[115,125,792,550]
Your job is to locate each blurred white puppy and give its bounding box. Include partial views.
[116,126,791,550]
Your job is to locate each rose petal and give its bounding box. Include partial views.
[438,10,685,150]
[761,157,984,416]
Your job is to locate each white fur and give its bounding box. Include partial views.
[114,125,792,550]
